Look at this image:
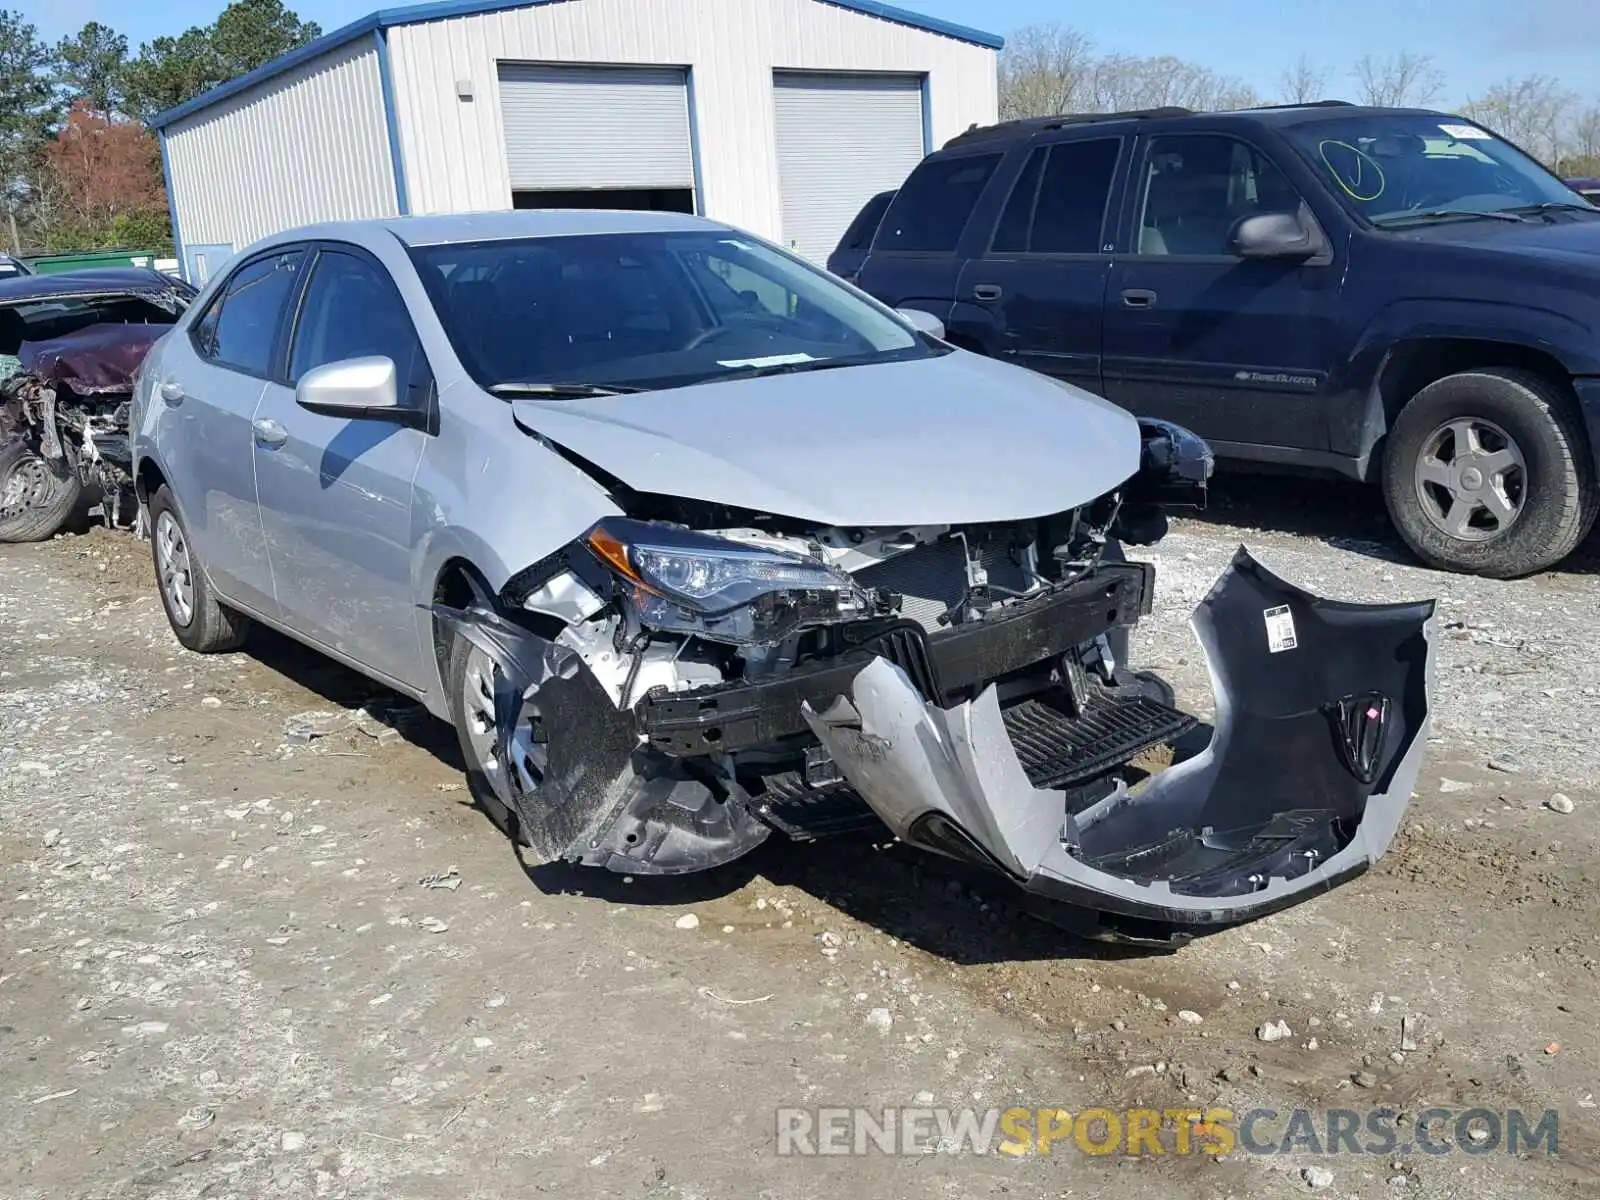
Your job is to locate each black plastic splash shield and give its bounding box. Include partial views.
[802,548,1436,940]
[432,604,768,874]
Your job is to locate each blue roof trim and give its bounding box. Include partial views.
[150,0,1002,128]
[819,1,1003,49]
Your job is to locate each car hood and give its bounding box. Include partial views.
[1398,213,1600,266]
[510,351,1140,527]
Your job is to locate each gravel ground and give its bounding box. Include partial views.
[2,476,1597,1199]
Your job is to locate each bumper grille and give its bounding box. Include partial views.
[755,690,1195,841]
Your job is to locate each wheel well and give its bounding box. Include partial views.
[134,458,167,503]
[944,332,985,355]
[1379,339,1574,422]
[431,558,486,678]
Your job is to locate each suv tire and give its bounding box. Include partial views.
[0,439,82,543]
[1382,369,1597,578]
[148,484,251,652]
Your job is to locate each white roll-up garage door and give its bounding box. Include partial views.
[773,72,926,265]
[498,64,695,191]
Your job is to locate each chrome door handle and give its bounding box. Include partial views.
[159,380,185,405]
[972,284,1003,302]
[1121,289,1158,309]
[252,418,288,448]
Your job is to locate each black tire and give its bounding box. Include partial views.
[444,627,524,843]
[147,484,250,653]
[0,438,82,543]
[1381,369,1597,578]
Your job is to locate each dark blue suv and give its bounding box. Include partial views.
[849,103,1600,578]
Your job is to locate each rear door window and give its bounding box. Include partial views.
[1002,139,1121,255]
[194,249,306,377]
[875,153,1003,252]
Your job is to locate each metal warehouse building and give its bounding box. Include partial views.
[152,0,1001,283]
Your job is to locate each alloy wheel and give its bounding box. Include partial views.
[1413,417,1527,541]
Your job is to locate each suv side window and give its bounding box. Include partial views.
[875,153,1003,253]
[991,138,1121,255]
[289,249,431,404]
[1137,134,1304,257]
[194,249,305,376]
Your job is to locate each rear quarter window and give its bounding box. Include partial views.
[875,153,1003,253]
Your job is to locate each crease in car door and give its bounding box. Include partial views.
[1101,132,1339,450]
[167,247,306,621]
[253,247,430,689]
[954,137,1123,394]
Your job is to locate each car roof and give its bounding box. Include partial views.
[252,209,730,254]
[940,103,1457,153]
[0,267,182,303]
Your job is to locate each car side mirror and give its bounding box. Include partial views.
[295,356,404,420]
[1231,210,1327,261]
[897,307,946,340]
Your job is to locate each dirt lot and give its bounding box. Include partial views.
[2,475,1597,1199]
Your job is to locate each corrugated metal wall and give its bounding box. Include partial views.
[164,38,398,249]
[386,0,998,243]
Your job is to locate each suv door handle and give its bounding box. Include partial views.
[252,418,288,449]
[159,380,185,405]
[1121,289,1158,309]
[972,284,1003,302]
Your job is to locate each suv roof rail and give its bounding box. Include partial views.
[1246,99,1357,111]
[943,107,1194,150]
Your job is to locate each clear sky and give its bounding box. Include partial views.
[17,0,1600,109]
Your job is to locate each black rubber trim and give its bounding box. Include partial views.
[636,562,1152,756]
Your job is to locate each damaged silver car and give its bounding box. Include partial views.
[132,212,1436,943]
[0,269,194,541]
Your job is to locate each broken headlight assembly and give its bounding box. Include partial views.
[583,517,871,645]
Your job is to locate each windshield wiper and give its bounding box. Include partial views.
[1502,201,1600,217]
[489,381,644,398]
[1374,208,1529,228]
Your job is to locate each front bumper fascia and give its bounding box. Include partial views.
[802,548,1436,942]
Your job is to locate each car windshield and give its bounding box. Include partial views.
[1284,114,1595,226]
[410,230,934,393]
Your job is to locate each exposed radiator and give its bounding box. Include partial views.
[850,536,1036,632]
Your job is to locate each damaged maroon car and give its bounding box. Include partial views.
[0,268,194,541]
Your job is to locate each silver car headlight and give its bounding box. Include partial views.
[584,518,870,645]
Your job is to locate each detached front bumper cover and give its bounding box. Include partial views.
[803,548,1436,941]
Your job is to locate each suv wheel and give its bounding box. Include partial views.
[1381,369,1597,577]
[148,484,251,652]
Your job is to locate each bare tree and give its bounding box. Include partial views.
[997,23,1096,120]
[1561,105,1600,176]
[1462,75,1577,166]
[1351,51,1445,108]
[1277,54,1331,105]
[998,30,1259,120]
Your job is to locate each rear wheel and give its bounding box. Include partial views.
[0,439,81,542]
[147,484,250,652]
[1381,369,1596,577]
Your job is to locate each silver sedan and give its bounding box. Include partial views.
[132,210,1434,944]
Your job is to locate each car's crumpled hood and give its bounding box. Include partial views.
[510,351,1140,526]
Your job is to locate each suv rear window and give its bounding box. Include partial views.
[875,153,1002,253]
[838,190,896,253]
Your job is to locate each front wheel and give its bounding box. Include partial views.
[1381,369,1597,578]
[0,438,81,543]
